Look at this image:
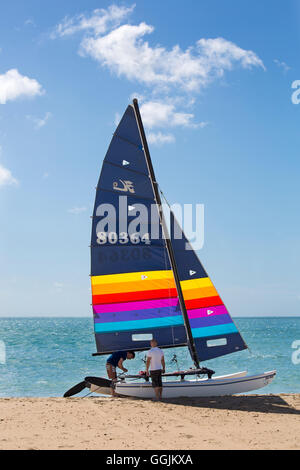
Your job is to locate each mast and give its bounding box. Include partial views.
[132,98,200,368]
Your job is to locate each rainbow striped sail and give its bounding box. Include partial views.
[91,100,247,362]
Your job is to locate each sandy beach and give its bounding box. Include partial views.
[0,394,299,450]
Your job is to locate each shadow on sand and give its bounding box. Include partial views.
[158,395,300,415]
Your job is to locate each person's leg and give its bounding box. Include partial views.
[158,371,163,400]
[154,387,160,401]
[106,363,118,396]
[151,371,161,401]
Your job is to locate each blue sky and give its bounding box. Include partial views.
[0,0,300,317]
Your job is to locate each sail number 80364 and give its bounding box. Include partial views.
[96,232,151,245]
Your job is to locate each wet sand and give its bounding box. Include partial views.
[0,394,299,450]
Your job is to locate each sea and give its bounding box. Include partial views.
[0,317,299,397]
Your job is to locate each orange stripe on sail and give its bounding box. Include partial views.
[92,278,176,296]
[181,286,218,301]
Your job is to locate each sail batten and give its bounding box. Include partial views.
[114,133,144,150]
[94,187,156,202]
[103,161,150,177]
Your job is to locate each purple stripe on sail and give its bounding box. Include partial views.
[94,304,181,323]
[187,305,228,319]
[93,297,179,314]
[189,313,233,330]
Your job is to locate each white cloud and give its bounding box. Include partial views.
[79,23,264,93]
[0,146,18,187]
[51,4,135,38]
[0,69,44,104]
[53,5,264,93]
[274,59,290,73]
[27,112,52,129]
[52,4,264,140]
[148,132,175,145]
[0,164,18,187]
[68,206,87,214]
[141,100,200,129]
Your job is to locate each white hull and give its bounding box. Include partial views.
[90,370,276,398]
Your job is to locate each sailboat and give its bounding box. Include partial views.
[64,99,276,399]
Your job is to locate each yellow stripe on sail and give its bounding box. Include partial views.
[180,277,213,290]
[91,270,174,286]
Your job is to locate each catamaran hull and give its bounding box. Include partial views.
[89,370,276,398]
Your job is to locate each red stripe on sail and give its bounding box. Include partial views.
[92,288,178,306]
[185,296,223,310]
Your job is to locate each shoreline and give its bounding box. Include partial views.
[0,394,299,450]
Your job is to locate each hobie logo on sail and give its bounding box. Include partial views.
[113,179,135,193]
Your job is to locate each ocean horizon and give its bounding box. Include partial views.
[0,316,299,397]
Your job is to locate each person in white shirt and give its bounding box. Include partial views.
[146,339,165,401]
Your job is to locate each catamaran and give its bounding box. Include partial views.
[64,99,276,399]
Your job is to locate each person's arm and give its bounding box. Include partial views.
[117,358,128,373]
[161,355,165,374]
[146,356,151,376]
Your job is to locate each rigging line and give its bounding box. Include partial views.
[114,132,144,151]
[159,187,171,209]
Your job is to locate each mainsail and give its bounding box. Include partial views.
[91,104,187,354]
[91,99,247,363]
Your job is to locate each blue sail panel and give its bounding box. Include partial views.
[114,104,142,148]
[98,163,154,200]
[91,245,171,276]
[104,134,148,175]
[91,192,164,248]
[95,326,187,354]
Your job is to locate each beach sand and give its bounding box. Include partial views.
[0,394,299,450]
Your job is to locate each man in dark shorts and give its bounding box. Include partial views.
[106,351,135,396]
[146,340,165,401]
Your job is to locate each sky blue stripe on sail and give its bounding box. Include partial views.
[94,315,184,333]
[192,323,238,338]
